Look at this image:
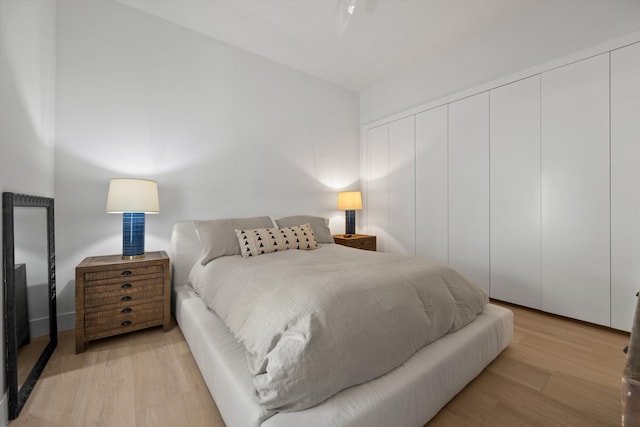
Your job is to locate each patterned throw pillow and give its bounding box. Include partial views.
[235,223,318,257]
[275,216,333,243]
[280,223,318,250]
[235,227,286,257]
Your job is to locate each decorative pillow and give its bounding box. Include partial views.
[275,215,333,243]
[281,223,319,250]
[235,223,319,257]
[195,216,274,264]
[235,227,288,257]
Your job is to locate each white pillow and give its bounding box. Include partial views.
[235,223,318,257]
[236,227,287,257]
[282,223,319,250]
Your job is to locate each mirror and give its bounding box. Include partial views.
[2,192,57,419]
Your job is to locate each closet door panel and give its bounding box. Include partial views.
[365,125,389,253]
[541,53,610,326]
[388,116,415,255]
[490,75,541,308]
[449,92,490,292]
[415,106,448,264]
[611,42,640,331]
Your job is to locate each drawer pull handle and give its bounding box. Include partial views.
[121,320,132,327]
[121,270,132,276]
[121,307,132,314]
[121,283,132,289]
[121,295,132,302]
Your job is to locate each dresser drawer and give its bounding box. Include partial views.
[344,239,376,250]
[84,300,164,337]
[84,277,164,308]
[82,264,163,282]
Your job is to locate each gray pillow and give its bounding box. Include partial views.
[195,216,274,264]
[275,215,333,243]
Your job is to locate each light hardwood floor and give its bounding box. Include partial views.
[9,301,629,427]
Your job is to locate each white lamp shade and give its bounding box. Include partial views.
[106,178,159,213]
[337,191,362,210]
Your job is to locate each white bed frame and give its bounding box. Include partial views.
[170,221,513,427]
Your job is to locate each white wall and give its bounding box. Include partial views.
[54,1,360,322]
[361,29,640,126]
[0,0,56,423]
[0,0,55,194]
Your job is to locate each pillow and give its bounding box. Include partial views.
[235,223,319,257]
[195,216,274,264]
[282,223,319,250]
[235,227,288,257]
[275,215,333,243]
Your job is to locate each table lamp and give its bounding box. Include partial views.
[337,191,362,237]
[106,178,159,259]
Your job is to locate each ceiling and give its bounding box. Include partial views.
[115,0,640,93]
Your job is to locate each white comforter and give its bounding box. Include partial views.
[189,244,488,412]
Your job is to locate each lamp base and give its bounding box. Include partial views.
[121,254,146,260]
[345,210,356,236]
[122,212,145,258]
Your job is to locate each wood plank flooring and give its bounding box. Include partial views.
[9,301,630,427]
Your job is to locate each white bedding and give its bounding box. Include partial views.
[190,244,488,412]
[175,285,512,427]
[170,220,514,427]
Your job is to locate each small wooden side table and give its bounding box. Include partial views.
[75,251,170,353]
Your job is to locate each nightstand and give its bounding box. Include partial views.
[75,251,170,353]
[332,234,377,251]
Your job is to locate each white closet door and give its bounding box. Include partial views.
[388,116,415,255]
[611,42,640,331]
[365,124,389,252]
[541,53,610,326]
[415,106,448,264]
[449,92,490,292]
[490,76,541,308]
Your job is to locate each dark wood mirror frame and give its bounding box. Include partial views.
[2,192,57,419]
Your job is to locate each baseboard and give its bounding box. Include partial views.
[56,311,75,332]
[29,311,75,338]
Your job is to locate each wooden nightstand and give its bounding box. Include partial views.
[333,234,377,251]
[75,251,170,353]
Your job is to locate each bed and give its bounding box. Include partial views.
[169,218,513,427]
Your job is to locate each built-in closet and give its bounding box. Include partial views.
[611,42,640,331]
[363,41,640,331]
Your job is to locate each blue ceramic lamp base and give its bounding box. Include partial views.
[122,212,146,259]
[345,210,356,236]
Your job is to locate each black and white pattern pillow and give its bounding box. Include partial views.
[235,223,318,257]
[279,223,318,250]
[235,227,285,257]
